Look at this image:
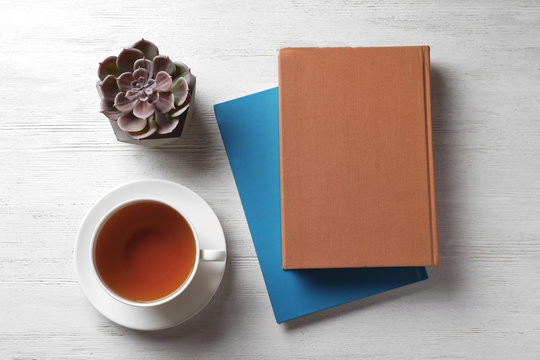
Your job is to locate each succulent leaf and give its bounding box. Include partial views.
[154,91,174,113]
[152,56,176,76]
[100,98,115,111]
[116,48,144,72]
[170,77,189,106]
[172,62,194,88]
[99,74,120,100]
[133,100,154,119]
[133,58,154,75]
[170,103,189,118]
[132,39,159,60]
[154,71,173,92]
[132,67,150,82]
[148,92,159,104]
[114,92,137,113]
[98,56,121,81]
[118,112,147,132]
[155,112,180,135]
[171,92,191,117]
[128,119,158,139]
[117,72,134,92]
[101,110,123,121]
[125,88,139,100]
[172,61,189,78]
[100,98,122,120]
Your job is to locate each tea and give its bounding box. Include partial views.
[94,200,197,302]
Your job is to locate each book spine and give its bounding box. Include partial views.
[422,46,440,266]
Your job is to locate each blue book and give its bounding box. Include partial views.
[214,87,428,323]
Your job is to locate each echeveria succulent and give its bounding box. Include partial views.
[97,39,194,139]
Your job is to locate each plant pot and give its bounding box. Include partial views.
[99,75,196,147]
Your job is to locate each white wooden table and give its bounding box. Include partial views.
[1,1,539,358]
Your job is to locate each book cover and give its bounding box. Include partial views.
[214,88,427,323]
[279,46,439,269]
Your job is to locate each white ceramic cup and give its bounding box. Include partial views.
[90,198,226,308]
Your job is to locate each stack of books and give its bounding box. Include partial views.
[214,46,439,323]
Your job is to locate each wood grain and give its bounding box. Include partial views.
[0,0,539,358]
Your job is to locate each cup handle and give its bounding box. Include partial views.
[200,249,226,262]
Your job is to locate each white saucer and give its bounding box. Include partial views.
[75,179,227,331]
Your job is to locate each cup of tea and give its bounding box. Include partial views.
[90,198,225,307]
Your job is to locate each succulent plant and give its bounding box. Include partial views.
[97,39,194,139]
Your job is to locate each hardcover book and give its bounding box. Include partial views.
[279,46,439,269]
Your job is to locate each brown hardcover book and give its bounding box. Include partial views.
[279,46,439,269]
